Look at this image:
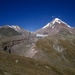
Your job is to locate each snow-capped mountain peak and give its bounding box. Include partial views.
[52,18,62,24]
[42,23,50,29]
[8,25,30,33]
[42,18,62,29]
[52,18,71,28]
[8,25,21,31]
[12,25,20,29]
[52,18,69,25]
[42,18,71,29]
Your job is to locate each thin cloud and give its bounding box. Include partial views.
[51,16,55,18]
[51,16,61,18]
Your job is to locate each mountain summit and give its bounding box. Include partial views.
[35,18,74,35]
[42,18,71,29]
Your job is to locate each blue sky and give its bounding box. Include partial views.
[0,0,75,31]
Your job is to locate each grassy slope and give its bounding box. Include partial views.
[0,51,63,75]
[36,36,75,62]
[35,36,75,75]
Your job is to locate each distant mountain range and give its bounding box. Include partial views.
[0,18,75,75]
[0,18,75,37]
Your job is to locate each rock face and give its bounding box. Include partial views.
[0,25,36,56]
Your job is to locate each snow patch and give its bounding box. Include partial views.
[67,25,71,28]
[8,25,21,31]
[52,26,55,29]
[11,25,20,30]
[53,18,61,24]
[42,23,50,29]
[36,34,48,37]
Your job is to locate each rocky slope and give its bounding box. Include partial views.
[0,25,36,56]
[0,37,75,75]
[0,51,60,75]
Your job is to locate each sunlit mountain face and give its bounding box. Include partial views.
[35,18,75,35]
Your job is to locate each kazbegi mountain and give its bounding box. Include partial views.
[35,18,75,36]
